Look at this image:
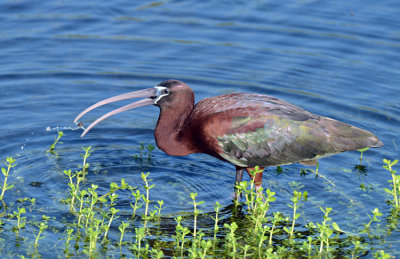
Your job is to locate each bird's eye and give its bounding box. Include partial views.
[162,89,169,94]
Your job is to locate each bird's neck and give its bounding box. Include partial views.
[154,104,197,156]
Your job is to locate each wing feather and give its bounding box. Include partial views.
[188,93,381,167]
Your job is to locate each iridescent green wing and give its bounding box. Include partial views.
[216,112,381,167]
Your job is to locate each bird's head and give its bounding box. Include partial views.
[74,79,193,137]
[154,79,194,109]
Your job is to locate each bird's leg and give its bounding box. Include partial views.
[234,166,244,200]
[246,167,264,195]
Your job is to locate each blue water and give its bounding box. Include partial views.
[1,0,399,257]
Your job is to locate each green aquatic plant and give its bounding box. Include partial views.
[188,231,205,258]
[133,143,156,160]
[77,189,88,226]
[80,146,92,181]
[374,250,392,259]
[102,189,121,244]
[130,226,147,257]
[132,143,144,159]
[151,248,165,258]
[12,207,26,231]
[211,201,222,249]
[305,207,343,256]
[173,215,191,257]
[357,147,370,164]
[199,238,212,259]
[254,188,276,228]
[85,185,99,228]
[188,192,205,257]
[364,208,383,231]
[190,192,204,238]
[141,172,154,219]
[285,190,308,242]
[224,221,238,258]
[130,189,143,218]
[301,162,320,177]
[34,215,50,248]
[269,212,284,247]
[317,207,335,254]
[146,144,155,159]
[65,146,92,212]
[102,207,119,243]
[97,179,129,203]
[255,223,269,257]
[349,238,369,259]
[151,200,164,219]
[0,157,16,201]
[17,197,36,205]
[48,130,64,152]
[383,159,399,209]
[236,181,254,213]
[118,221,129,247]
[64,228,74,255]
[87,218,102,255]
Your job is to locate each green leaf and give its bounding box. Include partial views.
[383,159,389,164]
[6,184,14,190]
[332,222,341,232]
[7,157,16,164]
[42,215,51,221]
[110,182,118,190]
[120,179,128,189]
[190,192,198,200]
[99,197,108,203]
[283,227,290,234]
[384,188,393,194]
[357,147,370,152]
[1,168,6,176]
[303,191,308,201]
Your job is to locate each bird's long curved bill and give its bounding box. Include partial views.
[74,88,157,137]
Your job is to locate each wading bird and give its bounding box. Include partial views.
[74,80,383,196]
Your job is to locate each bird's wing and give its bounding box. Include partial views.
[193,93,380,167]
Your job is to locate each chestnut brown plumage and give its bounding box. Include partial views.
[74,80,383,196]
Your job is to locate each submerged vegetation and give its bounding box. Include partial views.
[0,132,398,257]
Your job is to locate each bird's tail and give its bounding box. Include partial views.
[324,118,383,151]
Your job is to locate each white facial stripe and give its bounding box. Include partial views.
[154,86,169,104]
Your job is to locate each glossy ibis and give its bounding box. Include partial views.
[74,80,383,195]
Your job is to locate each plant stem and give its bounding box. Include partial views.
[0,157,16,200]
[391,171,399,208]
[213,202,221,245]
[144,176,150,218]
[193,198,197,237]
[48,131,64,151]
[290,203,297,240]
[81,146,91,181]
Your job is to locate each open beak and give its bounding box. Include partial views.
[74,87,158,137]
